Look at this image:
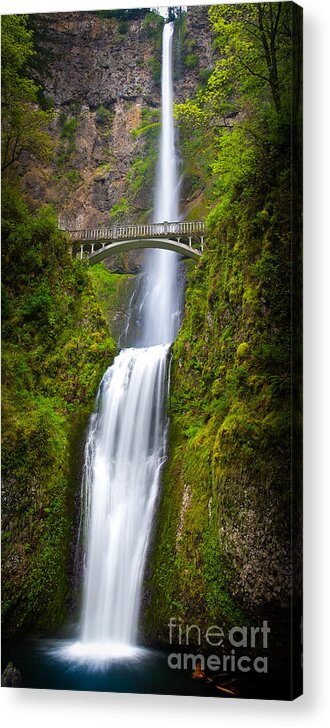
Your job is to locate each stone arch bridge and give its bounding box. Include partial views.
[64,220,205,264]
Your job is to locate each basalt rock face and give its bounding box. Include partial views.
[37,13,159,110]
[25,12,158,231]
[24,9,215,236]
[175,5,217,102]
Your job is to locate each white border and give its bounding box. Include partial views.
[1,0,330,725]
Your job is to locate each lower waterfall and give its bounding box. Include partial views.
[78,345,170,655]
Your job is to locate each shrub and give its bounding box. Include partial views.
[141,10,164,39]
[149,56,161,85]
[108,197,129,223]
[184,53,199,70]
[60,117,78,141]
[95,105,114,126]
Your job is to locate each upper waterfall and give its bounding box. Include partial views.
[154,22,179,223]
[141,21,182,347]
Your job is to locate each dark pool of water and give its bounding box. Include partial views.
[1,639,286,699]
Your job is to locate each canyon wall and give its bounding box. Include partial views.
[25,8,215,233]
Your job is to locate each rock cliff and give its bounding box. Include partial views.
[24,8,215,235]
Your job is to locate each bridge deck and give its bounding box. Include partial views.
[66,220,205,244]
[61,220,205,263]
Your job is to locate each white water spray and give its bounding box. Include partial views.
[71,21,180,661]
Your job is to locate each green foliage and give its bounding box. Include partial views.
[1,15,54,172]
[1,188,117,635]
[127,107,160,204]
[21,281,53,327]
[89,264,135,340]
[128,158,151,196]
[145,2,302,646]
[37,89,55,111]
[198,67,214,86]
[183,52,199,70]
[60,116,78,141]
[95,104,114,126]
[148,56,161,85]
[209,3,293,117]
[141,10,164,40]
[212,123,257,197]
[65,169,81,185]
[236,342,249,359]
[117,18,129,35]
[175,2,296,214]
[56,112,79,171]
[108,197,129,223]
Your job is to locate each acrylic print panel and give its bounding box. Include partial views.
[1,1,303,700]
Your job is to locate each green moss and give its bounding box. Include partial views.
[144,415,245,645]
[95,162,111,178]
[144,31,296,645]
[108,197,129,223]
[127,107,160,206]
[237,342,249,359]
[1,191,117,636]
[89,263,136,340]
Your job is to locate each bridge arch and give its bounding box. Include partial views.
[86,237,201,264]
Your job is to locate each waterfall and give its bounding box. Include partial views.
[141,21,181,346]
[69,20,181,660]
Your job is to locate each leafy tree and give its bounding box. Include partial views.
[1,15,53,173]
[141,9,164,39]
[175,3,301,206]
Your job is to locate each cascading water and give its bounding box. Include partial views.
[69,20,180,661]
[142,21,181,346]
[75,345,170,658]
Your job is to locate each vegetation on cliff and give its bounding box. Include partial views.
[144,2,302,649]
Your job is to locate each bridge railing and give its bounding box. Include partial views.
[66,220,205,243]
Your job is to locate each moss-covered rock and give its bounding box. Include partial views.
[1,192,117,636]
[89,263,136,343]
[143,136,295,652]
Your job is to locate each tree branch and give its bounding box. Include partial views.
[258,3,282,113]
[244,22,263,43]
[236,53,270,84]
[1,133,22,172]
[273,3,282,41]
[1,131,13,171]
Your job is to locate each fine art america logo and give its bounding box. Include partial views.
[167,619,271,674]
